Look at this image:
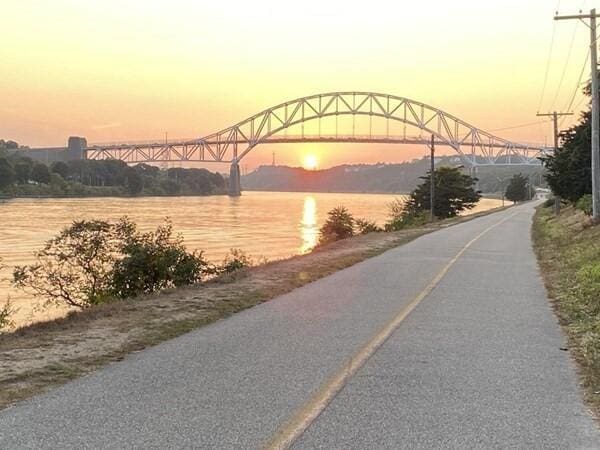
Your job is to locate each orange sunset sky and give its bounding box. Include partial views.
[1,0,597,170]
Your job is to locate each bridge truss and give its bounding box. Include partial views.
[85,92,548,167]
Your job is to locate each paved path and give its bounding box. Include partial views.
[0,202,598,449]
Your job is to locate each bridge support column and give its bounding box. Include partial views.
[470,165,480,192]
[229,162,241,196]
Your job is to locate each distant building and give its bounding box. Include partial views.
[18,136,87,163]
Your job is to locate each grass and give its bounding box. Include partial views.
[532,204,600,414]
[0,206,509,410]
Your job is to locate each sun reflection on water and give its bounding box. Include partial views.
[300,196,318,253]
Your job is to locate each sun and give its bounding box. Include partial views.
[303,154,318,170]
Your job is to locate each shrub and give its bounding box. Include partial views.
[13,220,120,308]
[318,206,355,245]
[355,218,381,234]
[543,197,556,208]
[0,257,15,332]
[576,194,593,216]
[384,198,428,231]
[110,219,210,298]
[0,299,15,332]
[14,217,211,308]
[385,211,428,231]
[218,248,253,274]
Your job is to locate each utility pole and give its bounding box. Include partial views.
[555,9,600,220]
[536,111,573,214]
[429,134,435,221]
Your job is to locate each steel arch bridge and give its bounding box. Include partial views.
[84,92,548,195]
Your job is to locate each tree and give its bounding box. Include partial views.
[125,167,143,195]
[404,166,481,218]
[14,158,33,184]
[318,206,355,244]
[30,163,51,184]
[505,174,530,203]
[541,111,592,202]
[51,161,69,179]
[13,220,120,308]
[0,158,15,189]
[541,79,595,202]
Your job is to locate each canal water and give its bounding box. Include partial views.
[0,192,503,326]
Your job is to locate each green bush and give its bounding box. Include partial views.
[575,194,593,216]
[111,219,210,298]
[0,257,15,332]
[543,197,556,208]
[384,198,428,231]
[14,217,212,308]
[218,248,253,274]
[354,218,381,234]
[318,206,355,245]
[0,299,15,332]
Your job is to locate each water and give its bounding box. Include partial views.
[0,192,503,326]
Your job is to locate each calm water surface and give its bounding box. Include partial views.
[0,192,502,326]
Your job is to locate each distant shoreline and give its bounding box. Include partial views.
[0,192,228,201]
[243,188,410,195]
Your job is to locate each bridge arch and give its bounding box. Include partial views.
[191,92,540,166]
[84,92,547,195]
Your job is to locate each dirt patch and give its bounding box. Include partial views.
[0,207,507,410]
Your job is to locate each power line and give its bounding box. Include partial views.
[538,0,562,112]
[556,0,591,126]
[489,120,551,132]
[550,20,579,110]
[559,48,590,127]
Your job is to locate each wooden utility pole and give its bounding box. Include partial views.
[555,9,600,220]
[430,134,435,221]
[536,111,573,214]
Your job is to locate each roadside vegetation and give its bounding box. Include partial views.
[0,139,227,197]
[534,76,600,413]
[533,205,600,411]
[10,218,251,312]
[0,258,15,333]
[318,165,481,244]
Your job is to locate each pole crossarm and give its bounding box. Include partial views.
[85,92,548,166]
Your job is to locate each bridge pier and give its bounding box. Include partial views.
[229,162,242,196]
[470,165,480,192]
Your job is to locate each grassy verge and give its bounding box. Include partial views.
[532,205,600,414]
[0,206,508,410]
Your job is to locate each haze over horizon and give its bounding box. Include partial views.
[1,0,595,169]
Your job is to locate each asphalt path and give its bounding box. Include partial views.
[0,202,597,449]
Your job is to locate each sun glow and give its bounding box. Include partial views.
[303,154,318,170]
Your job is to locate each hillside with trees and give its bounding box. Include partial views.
[242,157,545,194]
[0,140,228,197]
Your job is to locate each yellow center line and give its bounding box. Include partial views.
[264,211,520,450]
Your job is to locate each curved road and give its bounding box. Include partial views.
[1,202,598,448]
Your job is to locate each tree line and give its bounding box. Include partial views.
[540,79,598,215]
[0,142,227,197]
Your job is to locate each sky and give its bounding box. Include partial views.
[1,0,598,170]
